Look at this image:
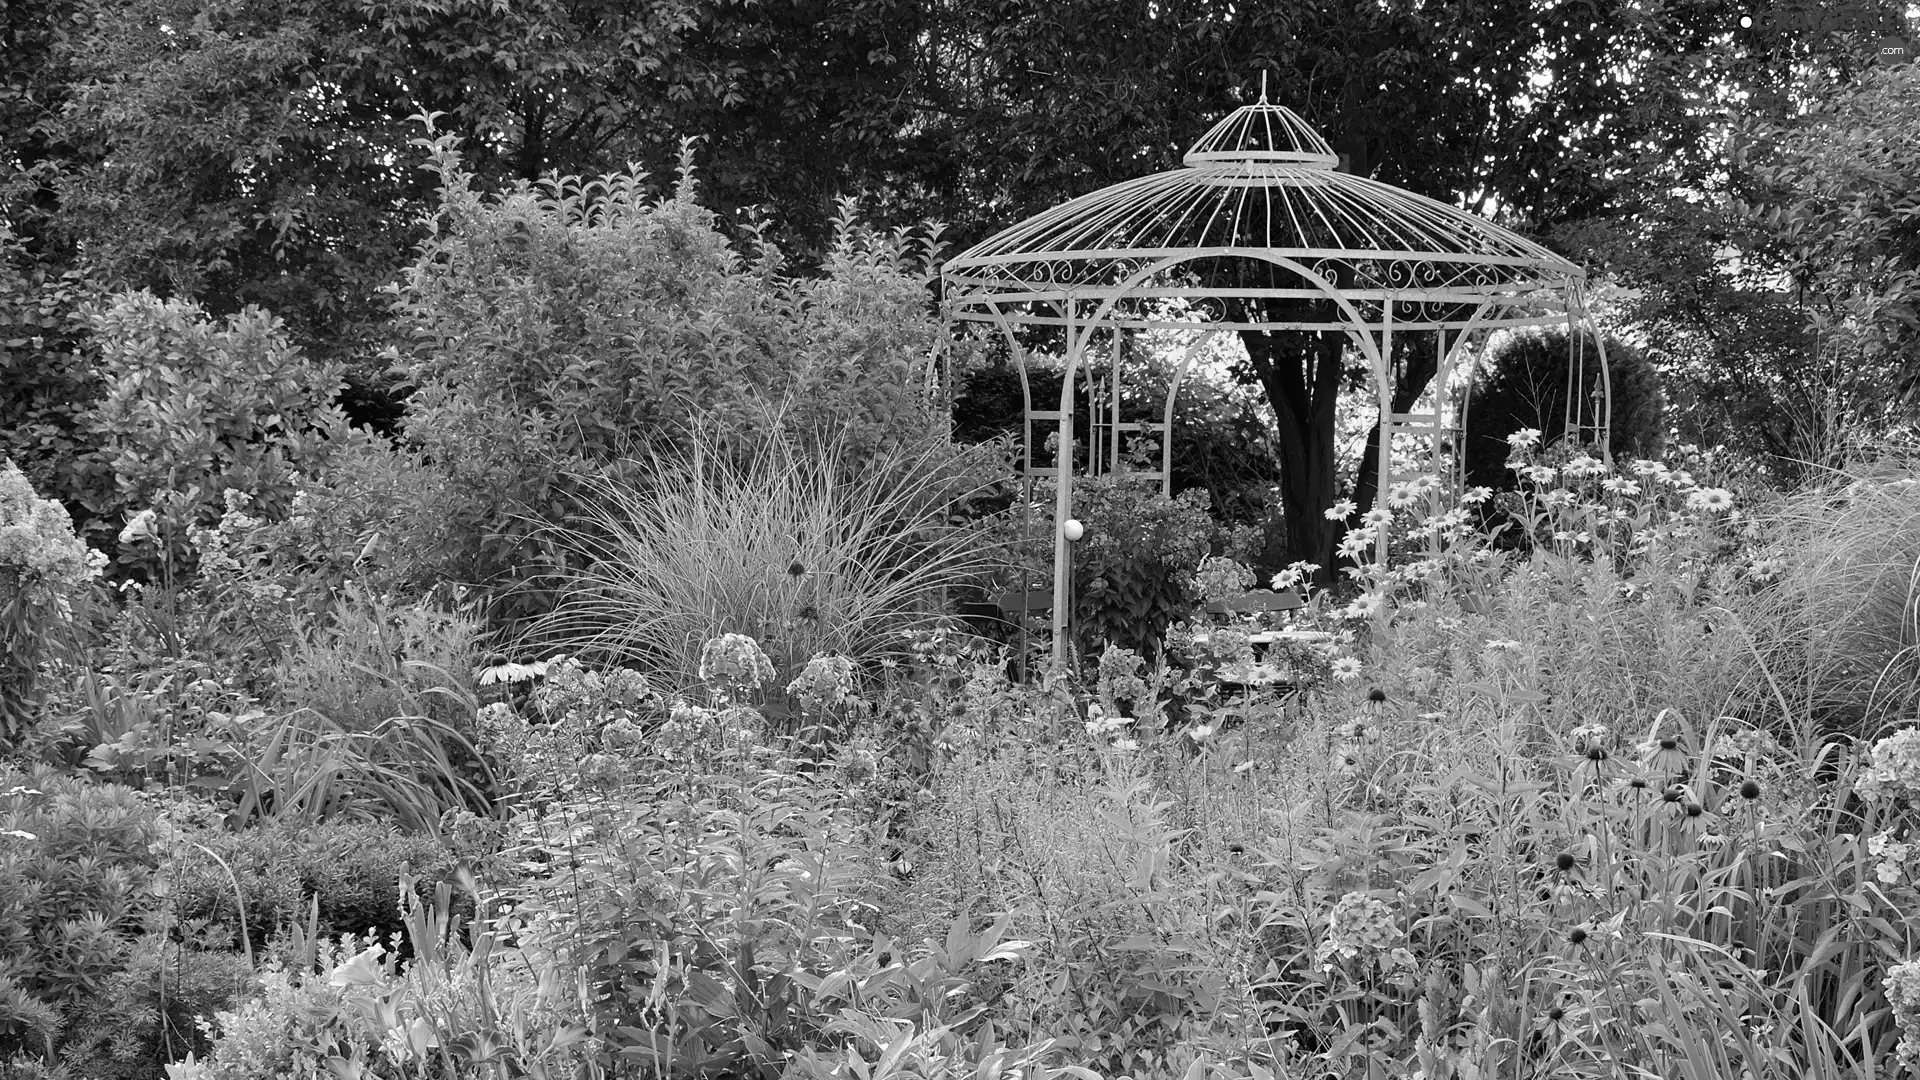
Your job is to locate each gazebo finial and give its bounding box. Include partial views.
[1259,70,1269,103]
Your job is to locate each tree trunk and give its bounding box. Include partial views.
[1351,330,1441,520]
[1240,323,1347,590]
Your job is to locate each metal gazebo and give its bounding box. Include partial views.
[940,91,1611,673]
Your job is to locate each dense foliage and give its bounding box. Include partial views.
[0,10,1914,1076]
[1458,327,1669,491]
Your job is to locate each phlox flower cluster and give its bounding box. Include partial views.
[0,460,106,605]
[535,656,657,730]
[1193,555,1256,604]
[187,489,291,603]
[698,632,777,692]
[1200,625,1256,667]
[1868,831,1916,886]
[1856,727,1920,802]
[1096,644,1150,709]
[786,653,858,714]
[1888,958,1920,1070]
[1317,891,1414,971]
[1568,722,1613,757]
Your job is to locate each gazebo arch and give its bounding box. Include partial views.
[940,90,1611,672]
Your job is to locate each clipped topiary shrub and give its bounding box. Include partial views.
[166,819,457,956]
[1459,326,1666,491]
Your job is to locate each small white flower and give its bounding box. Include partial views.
[1330,656,1363,682]
[1563,454,1606,478]
[1484,638,1522,651]
[1335,528,1377,561]
[1687,487,1735,513]
[1342,593,1384,620]
[1325,498,1358,521]
[1110,737,1139,752]
[1272,561,1320,589]
[1506,428,1543,450]
[1362,506,1393,528]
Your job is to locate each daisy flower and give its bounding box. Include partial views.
[1687,487,1735,513]
[1342,593,1384,620]
[1330,656,1363,682]
[1325,498,1358,521]
[1563,454,1606,478]
[1335,529,1376,560]
[1385,482,1420,510]
[1506,428,1543,451]
[1362,506,1394,528]
[1273,562,1320,589]
[1601,477,1641,496]
[1460,486,1494,506]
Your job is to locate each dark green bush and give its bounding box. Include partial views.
[55,931,250,1080]
[0,767,159,1065]
[1459,326,1666,490]
[1067,476,1223,661]
[166,819,456,955]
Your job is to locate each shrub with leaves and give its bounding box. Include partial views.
[1064,474,1224,661]
[389,123,952,621]
[165,819,458,957]
[0,767,163,1067]
[79,290,374,580]
[1459,326,1667,492]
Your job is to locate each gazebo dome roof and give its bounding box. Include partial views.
[942,100,1582,310]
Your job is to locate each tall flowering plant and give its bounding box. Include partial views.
[1325,434,1751,630]
[0,460,106,741]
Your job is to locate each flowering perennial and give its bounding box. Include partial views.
[0,461,105,605]
[786,653,857,713]
[698,633,777,692]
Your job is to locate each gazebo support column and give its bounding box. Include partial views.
[1051,321,1082,675]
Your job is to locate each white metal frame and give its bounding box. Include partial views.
[940,92,1612,672]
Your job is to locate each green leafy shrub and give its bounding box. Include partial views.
[0,767,161,1066]
[1459,327,1666,491]
[166,819,457,956]
[390,125,951,623]
[0,232,101,525]
[53,929,250,1080]
[1065,474,1224,661]
[78,290,376,580]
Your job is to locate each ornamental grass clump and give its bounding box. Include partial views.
[527,421,1004,694]
[1734,458,1920,737]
